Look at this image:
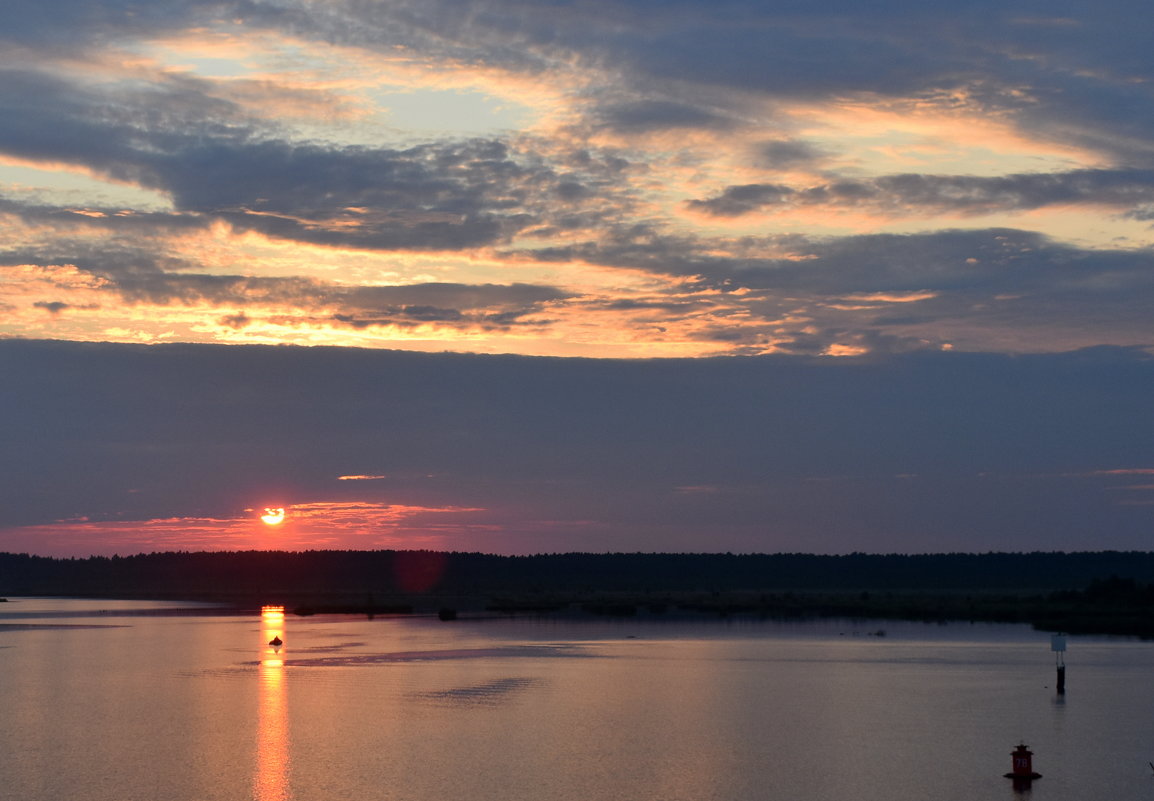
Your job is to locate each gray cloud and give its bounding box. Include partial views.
[757,140,829,169]
[2,339,1151,553]
[0,238,202,278]
[688,169,1154,217]
[686,184,796,217]
[10,0,1154,168]
[32,300,97,315]
[3,0,1154,360]
[0,68,563,251]
[108,274,569,326]
[595,99,738,133]
[6,0,1154,558]
[394,1,1154,165]
[513,226,1154,353]
[6,0,1154,262]
[0,0,228,48]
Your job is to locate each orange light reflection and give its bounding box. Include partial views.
[255,606,292,801]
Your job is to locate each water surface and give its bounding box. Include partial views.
[2,598,1152,801]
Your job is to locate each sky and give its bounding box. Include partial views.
[1,0,1152,557]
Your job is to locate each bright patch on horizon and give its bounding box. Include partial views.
[261,507,286,526]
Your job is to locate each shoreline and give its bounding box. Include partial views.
[5,587,1151,639]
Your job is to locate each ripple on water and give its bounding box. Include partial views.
[412,676,540,706]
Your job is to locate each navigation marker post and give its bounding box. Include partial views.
[1051,633,1066,694]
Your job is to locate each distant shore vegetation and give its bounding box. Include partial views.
[4,550,1154,637]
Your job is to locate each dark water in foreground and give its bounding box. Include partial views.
[2,598,1153,801]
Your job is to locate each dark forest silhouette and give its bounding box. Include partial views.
[5,550,1154,635]
[7,549,1154,592]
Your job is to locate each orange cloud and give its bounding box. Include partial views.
[0,502,489,557]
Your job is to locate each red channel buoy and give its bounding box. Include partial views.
[1004,743,1042,781]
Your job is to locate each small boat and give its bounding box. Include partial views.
[269,636,283,647]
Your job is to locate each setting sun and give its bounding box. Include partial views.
[260,507,286,526]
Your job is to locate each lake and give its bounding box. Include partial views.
[2,598,1153,801]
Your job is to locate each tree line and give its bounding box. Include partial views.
[4,549,1154,601]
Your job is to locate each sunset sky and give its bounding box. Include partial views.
[2,0,1152,556]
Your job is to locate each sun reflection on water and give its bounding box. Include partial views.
[255,606,291,801]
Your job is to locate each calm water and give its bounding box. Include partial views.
[2,599,1154,801]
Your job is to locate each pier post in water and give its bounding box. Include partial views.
[1051,633,1066,695]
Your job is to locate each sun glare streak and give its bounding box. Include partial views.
[255,606,291,801]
